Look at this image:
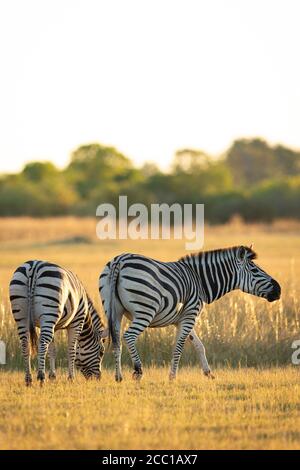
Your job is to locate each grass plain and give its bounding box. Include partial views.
[0,217,299,449]
[0,368,299,450]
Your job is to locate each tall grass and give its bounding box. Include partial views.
[0,217,299,370]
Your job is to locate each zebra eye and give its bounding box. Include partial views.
[251,268,259,274]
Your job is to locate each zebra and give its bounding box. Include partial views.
[99,245,281,382]
[9,260,106,386]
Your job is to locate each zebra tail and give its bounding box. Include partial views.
[108,259,121,348]
[28,264,38,356]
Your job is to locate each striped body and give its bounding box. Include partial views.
[10,260,105,385]
[99,246,281,381]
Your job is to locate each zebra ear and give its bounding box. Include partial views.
[237,246,247,261]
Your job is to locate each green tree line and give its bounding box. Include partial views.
[0,138,299,222]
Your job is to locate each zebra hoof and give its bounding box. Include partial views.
[49,372,56,381]
[169,373,176,381]
[115,375,123,383]
[67,375,74,382]
[204,370,215,379]
[25,379,32,387]
[37,371,45,385]
[132,371,143,381]
[38,378,45,388]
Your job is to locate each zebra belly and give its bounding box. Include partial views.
[117,260,192,327]
[149,302,185,327]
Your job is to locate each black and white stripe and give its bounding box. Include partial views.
[10,260,105,385]
[99,245,281,381]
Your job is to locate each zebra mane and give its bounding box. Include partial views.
[179,245,258,262]
[243,246,257,260]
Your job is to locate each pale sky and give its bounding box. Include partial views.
[0,0,299,173]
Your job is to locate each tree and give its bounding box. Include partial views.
[245,177,300,221]
[65,143,135,200]
[172,149,210,174]
[225,138,300,186]
[22,161,59,182]
[273,145,300,177]
[0,162,78,216]
[225,138,275,186]
[169,150,233,205]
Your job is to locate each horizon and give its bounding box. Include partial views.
[1,134,299,175]
[1,0,300,173]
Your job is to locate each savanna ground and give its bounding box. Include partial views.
[1,368,299,450]
[0,217,299,449]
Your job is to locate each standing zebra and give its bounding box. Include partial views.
[99,246,281,381]
[10,260,106,385]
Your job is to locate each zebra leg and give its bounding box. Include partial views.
[10,282,32,385]
[123,316,153,380]
[112,316,123,383]
[21,332,33,386]
[48,339,57,380]
[37,324,55,385]
[15,317,32,386]
[169,319,195,380]
[188,329,214,379]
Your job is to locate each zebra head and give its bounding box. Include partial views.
[75,337,105,380]
[235,245,281,302]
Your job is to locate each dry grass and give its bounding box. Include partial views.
[0,217,299,449]
[0,216,300,244]
[0,367,299,450]
[0,217,299,368]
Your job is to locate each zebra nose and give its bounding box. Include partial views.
[272,279,281,296]
[267,279,281,302]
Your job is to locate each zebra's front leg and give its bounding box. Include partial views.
[21,333,32,386]
[48,339,57,380]
[37,325,54,386]
[124,316,153,380]
[189,328,214,379]
[170,318,195,380]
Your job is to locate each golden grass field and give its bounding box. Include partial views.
[0,367,299,450]
[0,217,299,449]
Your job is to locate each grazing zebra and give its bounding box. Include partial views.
[99,245,281,382]
[10,260,106,386]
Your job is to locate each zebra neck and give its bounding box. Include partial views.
[182,251,237,304]
[199,251,237,303]
[87,300,104,340]
[79,303,103,346]
[80,313,98,343]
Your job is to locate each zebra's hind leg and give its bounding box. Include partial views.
[123,316,153,380]
[10,287,32,386]
[48,339,56,380]
[37,324,55,386]
[21,332,32,386]
[112,314,123,383]
[188,328,214,379]
[169,317,195,380]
